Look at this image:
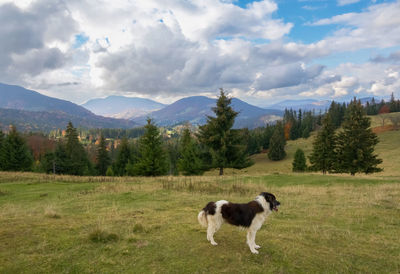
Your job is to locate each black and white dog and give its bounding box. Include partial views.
[198,192,280,254]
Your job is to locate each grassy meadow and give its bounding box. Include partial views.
[1,114,400,273]
[0,172,399,273]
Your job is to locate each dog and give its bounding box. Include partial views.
[197,192,280,254]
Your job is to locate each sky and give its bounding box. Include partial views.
[1,0,400,107]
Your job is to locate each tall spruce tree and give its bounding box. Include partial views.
[2,126,33,171]
[198,89,251,175]
[268,121,286,161]
[309,114,337,174]
[96,134,111,176]
[0,130,4,170]
[114,137,131,176]
[336,98,382,175]
[133,119,168,176]
[178,128,203,175]
[64,122,90,175]
[292,148,307,172]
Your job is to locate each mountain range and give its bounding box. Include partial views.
[0,83,137,132]
[4,82,366,132]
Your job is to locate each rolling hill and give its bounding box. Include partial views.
[132,96,283,128]
[0,83,137,131]
[0,83,93,117]
[82,96,166,119]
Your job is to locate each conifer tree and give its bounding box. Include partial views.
[64,122,90,175]
[198,89,251,175]
[292,148,307,172]
[309,114,337,174]
[336,98,382,175]
[2,126,33,171]
[0,130,4,170]
[268,121,286,161]
[178,128,203,175]
[96,134,111,176]
[114,137,131,176]
[133,119,168,176]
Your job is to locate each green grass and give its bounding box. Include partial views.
[0,172,399,273]
[1,114,400,273]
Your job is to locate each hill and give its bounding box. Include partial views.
[0,83,93,117]
[206,112,400,176]
[0,108,137,132]
[133,96,283,128]
[82,96,166,119]
[0,83,137,131]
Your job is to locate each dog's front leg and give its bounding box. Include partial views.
[246,230,258,254]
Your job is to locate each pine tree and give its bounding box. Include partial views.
[336,98,382,175]
[96,134,111,176]
[0,130,4,170]
[389,92,396,112]
[64,122,90,175]
[309,114,337,174]
[198,89,252,175]
[133,119,168,176]
[178,128,203,175]
[292,148,307,172]
[2,126,33,171]
[268,121,286,161]
[114,137,131,176]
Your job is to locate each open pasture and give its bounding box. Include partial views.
[0,172,399,273]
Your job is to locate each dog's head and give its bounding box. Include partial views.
[260,192,280,212]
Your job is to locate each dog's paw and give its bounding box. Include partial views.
[251,249,259,254]
[254,244,261,249]
[211,242,218,246]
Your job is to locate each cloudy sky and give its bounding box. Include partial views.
[1,0,400,106]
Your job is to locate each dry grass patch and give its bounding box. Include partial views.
[44,205,61,219]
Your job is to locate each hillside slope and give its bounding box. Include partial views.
[0,83,138,131]
[0,108,137,132]
[206,113,400,176]
[0,83,92,117]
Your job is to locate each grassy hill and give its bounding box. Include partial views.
[206,113,400,176]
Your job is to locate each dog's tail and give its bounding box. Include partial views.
[197,210,208,227]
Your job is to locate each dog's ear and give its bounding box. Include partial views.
[261,192,274,202]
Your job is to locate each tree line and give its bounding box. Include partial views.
[292,98,382,175]
[0,91,385,176]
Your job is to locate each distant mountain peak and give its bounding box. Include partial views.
[82,95,165,118]
[132,95,283,129]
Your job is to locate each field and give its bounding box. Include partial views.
[1,114,400,273]
[0,172,399,273]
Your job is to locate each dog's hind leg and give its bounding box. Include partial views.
[206,216,222,246]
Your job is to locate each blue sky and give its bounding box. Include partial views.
[0,0,399,106]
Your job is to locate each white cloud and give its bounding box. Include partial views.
[337,0,360,6]
[311,2,400,51]
[0,0,399,105]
